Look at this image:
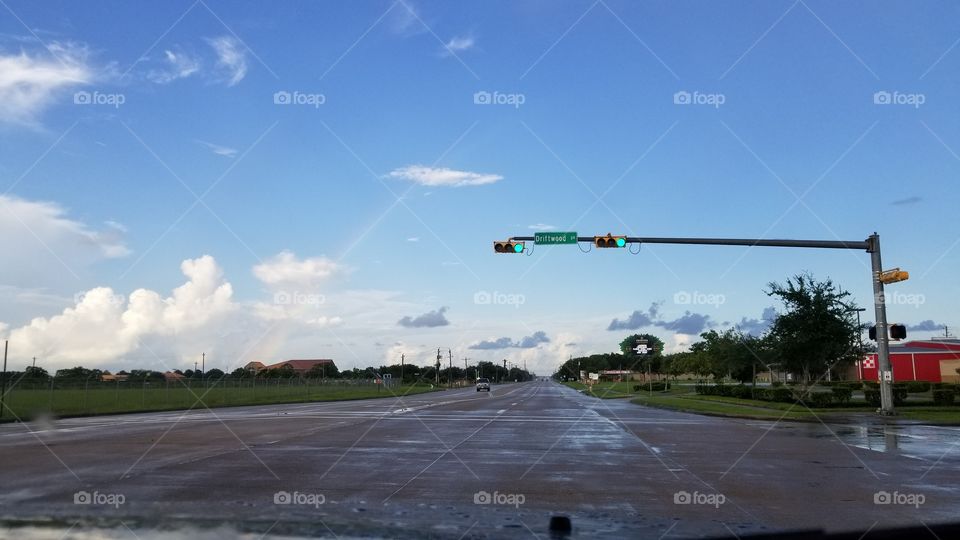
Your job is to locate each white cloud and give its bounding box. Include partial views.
[147,49,200,84]
[206,36,247,86]
[407,237,420,242]
[3,255,235,365]
[388,165,503,187]
[253,251,342,288]
[441,35,475,56]
[0,41,92,125]
[195,139,237,158]
[528,223,556,230]
[0,195,129,284]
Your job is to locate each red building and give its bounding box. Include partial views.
[856,339,960,383]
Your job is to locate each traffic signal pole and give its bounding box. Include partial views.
[506,232,896,415]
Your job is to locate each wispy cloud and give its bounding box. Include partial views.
[388,165,502,187]
[891,196,922,206]
[528,223,556,230]
[207,36,247,86]
[0,41,92,125]
[407,237,420,242]
[147,49,200,84]
[195,139,238,158]
[441,35,475,56]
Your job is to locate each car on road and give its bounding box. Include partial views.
[476,378,491,392]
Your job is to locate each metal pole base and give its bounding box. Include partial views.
[876,408,897,417]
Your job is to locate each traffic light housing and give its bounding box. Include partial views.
[594,234,627,248]
[890,324,907,340]
[868,324,907,341]
[494,240,524,253]
[879,268,909,284]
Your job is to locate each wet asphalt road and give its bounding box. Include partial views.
[0,380,958,539]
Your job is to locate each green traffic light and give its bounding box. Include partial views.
[514,243,524,253]
[616,237,626,247]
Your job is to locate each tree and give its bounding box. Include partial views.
[619,333,665,376]
[765,273,860,386]
[230,367,250,378]
[204,368,225,380]
[23,366,50,380]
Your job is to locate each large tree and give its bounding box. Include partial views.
[765,273,860,385]
[618,333,665,374]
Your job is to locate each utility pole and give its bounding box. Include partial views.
[435,348,441,386]
[400,354,404,384]
[201,352,205,376]
[32,357,36,368]
[502,359,507,383]
[448,349,453,388]
[0,340,8,419]
[868,234,895,415]
[464,357,468,381]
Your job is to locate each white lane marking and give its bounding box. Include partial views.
[511,403,518,406]
[497,409,507,415]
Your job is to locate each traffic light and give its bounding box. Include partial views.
[879,268,909,284]
[493,240,524,253]
[869,326,877,340]
[594,234,627,248]
[890,324,907,340]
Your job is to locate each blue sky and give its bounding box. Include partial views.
[1,0,957,375]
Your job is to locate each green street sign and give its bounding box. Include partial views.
[534,231,578,245]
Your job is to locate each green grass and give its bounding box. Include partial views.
[0,381,441,422]
[563,381,687,399]
[627,392,960,424]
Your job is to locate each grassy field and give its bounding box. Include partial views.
[563,381,960,424]
[0,380,441,422]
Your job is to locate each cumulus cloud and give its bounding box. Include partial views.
[398,307,449,328]
[147,48,200,84]
[608,302,715,335]
[607,303,660,331]
[388,165,503,187]
[3,255,234,365]
[735,306,777,336]
[907,319,945,332]
[0,41,92,124]
[470,331,550,350]
[207,36,247,86]
[253,251,342,288]
[0,195,129,284]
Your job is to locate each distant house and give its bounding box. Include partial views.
[244,361,266,372]
[163,371,185,382]
[101,372,128,382]
[249,359,336,376]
